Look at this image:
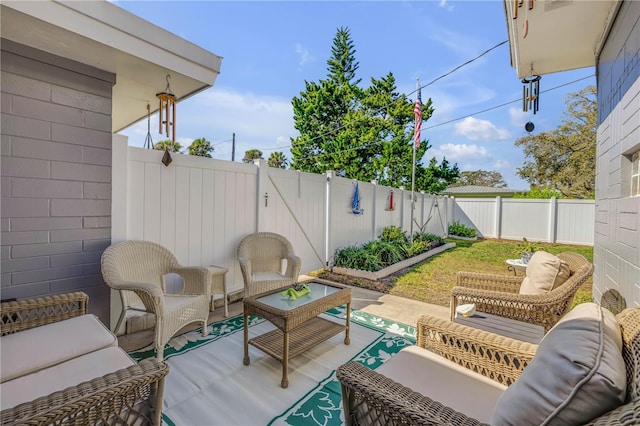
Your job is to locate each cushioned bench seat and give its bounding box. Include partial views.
[0,292,168,425]
[1,346,135,410]
[1,314,117,383]
[376,345,506,423]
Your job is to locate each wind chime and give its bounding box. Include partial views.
[156,74,177,166]
[522,65,541,132]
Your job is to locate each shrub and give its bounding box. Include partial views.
[334,246,382,271]
[363,240,405,267]
[448,221,477,238]
[379,226,408,245]
[334,230,446,272]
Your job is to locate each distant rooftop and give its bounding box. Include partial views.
[442,185,528,198]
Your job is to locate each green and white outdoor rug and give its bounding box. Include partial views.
[129,306,415,426]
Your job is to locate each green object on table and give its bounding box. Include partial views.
[281,284,311,300]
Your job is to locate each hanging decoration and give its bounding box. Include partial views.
[156,74,177,167]
[352,182,364,215]
[512,0,534,38]
[143,102,154,149]
[385,189,396,211]
[157,74,177,142]
[522,65,541,115]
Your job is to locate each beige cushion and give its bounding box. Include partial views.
[0,346,134,410]
[519,251,571,295]
[0,314,117,383]
[490,303,627,425]
[377,345,506,423]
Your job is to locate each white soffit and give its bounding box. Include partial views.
[1,0,223,132]
[503,0,620,79]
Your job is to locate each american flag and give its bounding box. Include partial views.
[414,86,422,147]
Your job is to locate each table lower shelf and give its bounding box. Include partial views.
[249,316,347,362]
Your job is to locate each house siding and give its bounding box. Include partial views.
[0,39,115,322]
[594,1,640,308]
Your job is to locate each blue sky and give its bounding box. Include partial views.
[116,1,595,189]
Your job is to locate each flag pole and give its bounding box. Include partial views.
[410,78,421,241]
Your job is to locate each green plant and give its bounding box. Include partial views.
[518,237,539,253]
[334,246,383,271]
[379,226,408,245]
[447,221,477,238]
[362,240,405,267]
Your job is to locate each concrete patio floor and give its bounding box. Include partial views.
[118,277,449,353]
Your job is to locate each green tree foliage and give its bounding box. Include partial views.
[515,85,596,199]
[153,140,182,153]
[514,187,563,199]
[450,170,507,188]
[187,137,214,157]
[290,27,458,191]
[243,149,264,164]
[268,152,288,168]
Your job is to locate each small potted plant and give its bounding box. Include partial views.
[518,237,538,264]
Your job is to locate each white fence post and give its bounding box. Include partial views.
[325,171,334,268]
[549,197,558,243]
[371,180,378,241]
[254,159,268,232]
[111,134,128,243]
[495,196,502,239]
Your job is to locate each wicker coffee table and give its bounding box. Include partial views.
[243,280,351,388]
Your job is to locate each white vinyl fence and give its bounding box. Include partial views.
[450,197,595,245]
[111,136,595,322]
[111,137,449,298]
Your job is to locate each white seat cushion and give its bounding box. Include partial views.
[252,272,286,281]
[377,345,507,423]
[0,314,117,383]
[0,346,134,410]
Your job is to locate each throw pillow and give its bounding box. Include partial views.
[489,303,627,425]
[519,251,571,295]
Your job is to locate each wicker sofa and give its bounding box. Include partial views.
[337,303,640,425]
[0,292,167,425]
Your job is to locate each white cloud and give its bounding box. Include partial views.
[438,0,454,11]
[437,143,489,161]
[295,43,314,66]
[454,116,511,141]
[508,107,529,128]
[493,159,511,169]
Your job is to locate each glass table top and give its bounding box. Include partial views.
[254,282,342,311]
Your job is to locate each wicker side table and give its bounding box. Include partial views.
[207,265,229,317]
[243,280,351,388]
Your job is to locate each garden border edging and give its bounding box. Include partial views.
[332,242,456,281]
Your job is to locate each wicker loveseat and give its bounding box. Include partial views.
[450,251,593,332]
[337,303,640,425]
[0,292,167,425]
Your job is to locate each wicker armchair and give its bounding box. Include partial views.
[337,307,640,426]
[450,251,593,332]
[101,240,213,360]
[0,292,168,425]
[237,232,302,297]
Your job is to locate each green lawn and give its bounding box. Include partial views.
[317,238,593,308]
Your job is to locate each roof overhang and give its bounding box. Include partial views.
[1,0,222,132]
[503,0,621,78]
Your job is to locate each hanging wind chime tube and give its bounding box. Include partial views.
[156,74,177,142]
[522,66,541,114]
